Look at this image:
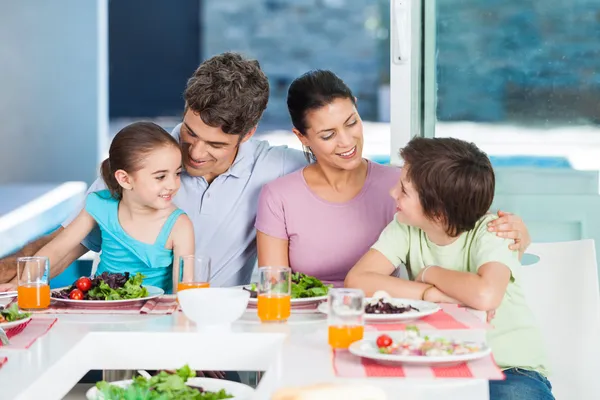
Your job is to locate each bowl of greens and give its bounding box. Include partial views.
[86,366,254,400]
[51,272,164,307]
[244,272,332,307]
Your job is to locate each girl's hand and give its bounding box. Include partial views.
[487,210,531,254]
[0,283,16,292]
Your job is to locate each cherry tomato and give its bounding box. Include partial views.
[69,289,84,300]
[376,334,393,348]
[75,276,92,292]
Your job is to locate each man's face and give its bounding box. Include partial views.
[179,110,253,182]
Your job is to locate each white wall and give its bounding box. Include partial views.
[0,0,108,185]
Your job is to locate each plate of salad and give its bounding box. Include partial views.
[243,272,331,306]
[349,326,491,367]
[51,272,164,307]
[86,365,254,400]
[317,290,441,323]
[0,304,32,330]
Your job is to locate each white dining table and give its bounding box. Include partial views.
[0,307,491,400]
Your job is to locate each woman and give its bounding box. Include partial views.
[255,70,529,287]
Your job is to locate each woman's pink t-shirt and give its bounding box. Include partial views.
[255,161,401,287]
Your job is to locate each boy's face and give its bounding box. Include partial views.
[179,110,254,183]
[390,166,429,228]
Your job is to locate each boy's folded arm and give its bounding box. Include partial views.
[345,249,432,299]
[423,262,511,311]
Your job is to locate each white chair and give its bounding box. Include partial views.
[519,240,600,400]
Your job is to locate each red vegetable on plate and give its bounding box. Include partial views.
[376,334,393,348]
[76,277,92,292]
[69,289,84,300]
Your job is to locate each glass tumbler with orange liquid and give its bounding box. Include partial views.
[328,288,365,349]
[257,266,291,323]
[177,255,211,292]
[17,256,51,311]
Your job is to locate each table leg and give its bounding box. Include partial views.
[102,370,135,382]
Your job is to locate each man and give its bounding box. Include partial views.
[0,52,530,285]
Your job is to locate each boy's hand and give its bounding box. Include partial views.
[487,210,531,254]
[423,286,461,304]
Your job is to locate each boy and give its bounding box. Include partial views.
[345,137,552,399]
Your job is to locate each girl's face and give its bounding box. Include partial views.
[293,97,364,171]
[118,145,183,210]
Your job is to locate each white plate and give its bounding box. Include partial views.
[0,316,32,330]
[239,285,328,307]
[317,298,441,323]
[86,377,255,400]
[51,285,164,307]
[349,332,491,367]
[0,291,17,300]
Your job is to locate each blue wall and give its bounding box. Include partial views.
[0,0,108,185]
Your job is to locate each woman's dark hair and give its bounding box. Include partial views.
[287,70,356,161]
[400,137,495,237]
[100,122,180,200]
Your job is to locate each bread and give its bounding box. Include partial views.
[271,383,387,400]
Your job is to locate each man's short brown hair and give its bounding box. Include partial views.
[400,137,495,237]
[184,52,269,136]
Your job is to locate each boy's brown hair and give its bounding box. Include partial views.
[400,137,495,237]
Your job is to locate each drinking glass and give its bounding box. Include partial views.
[327,288,365,349]
[257,266,291,323]
[17,256,51,310]
[177,255,211,292]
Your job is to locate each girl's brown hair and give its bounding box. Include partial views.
[100,122,180,199]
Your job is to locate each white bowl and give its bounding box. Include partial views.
[177,288,250,327]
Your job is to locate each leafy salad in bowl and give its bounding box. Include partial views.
[89,366,236,400]
[52,272,150,301]
[244,272,331,299]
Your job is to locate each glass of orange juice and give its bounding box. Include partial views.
[257,266,291,323]
[17,256,51,310]
[328,288,365,349]
[177,255,211,292]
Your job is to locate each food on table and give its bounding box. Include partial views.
[375,326,483,356]
[364,290,419,315]
[0,304,31,323]
[52,272,149,301]
[69,289,84,300]
[96,365,232,400]
[244,272,331,299]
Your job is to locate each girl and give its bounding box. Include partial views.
[34,122,194,293]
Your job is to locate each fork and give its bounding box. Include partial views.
[0,327,9,346]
